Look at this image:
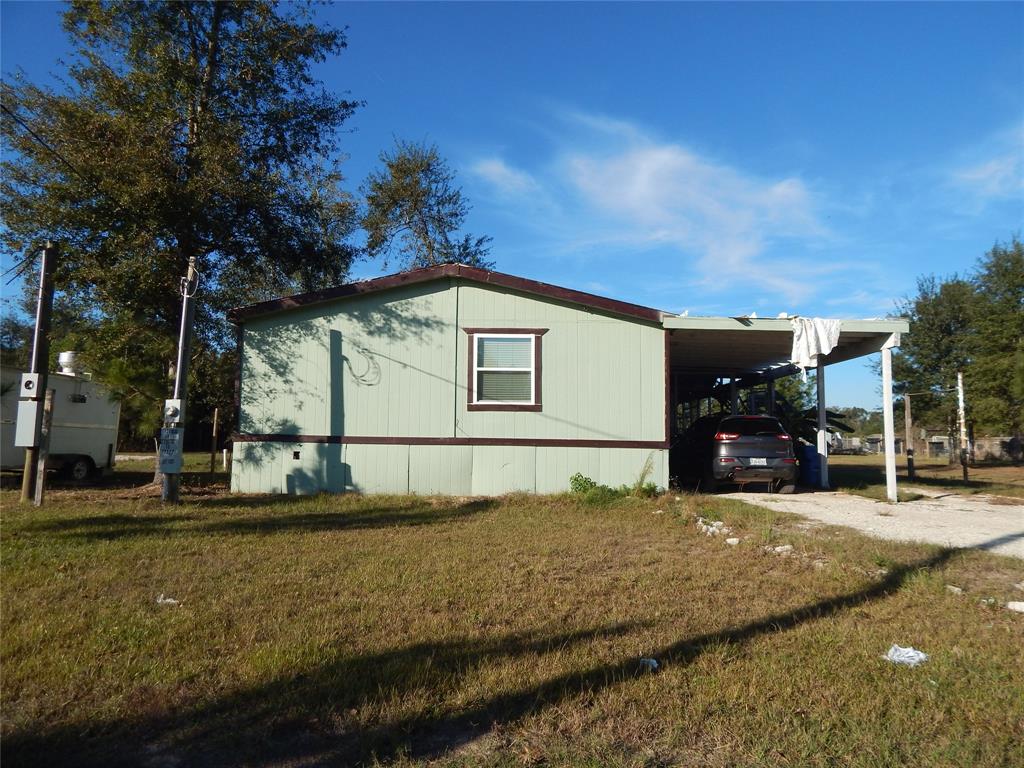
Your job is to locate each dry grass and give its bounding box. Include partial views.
[1,484,1022,767]
[829,454,1024,501]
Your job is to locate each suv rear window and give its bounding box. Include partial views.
[719,417,787,437]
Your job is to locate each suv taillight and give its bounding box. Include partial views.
[777,433,792,440]
[714,432,740,441]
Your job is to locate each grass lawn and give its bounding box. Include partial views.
[829,454,1024,501]
[2,483,1023,767]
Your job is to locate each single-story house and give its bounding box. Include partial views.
[228,264,909,499]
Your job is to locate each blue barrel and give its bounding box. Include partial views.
[800,444,820,487]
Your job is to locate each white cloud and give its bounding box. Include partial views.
[469,110,839,305]
[562,127,828,302]
[470,157,538,197]
[950,123,1024,204]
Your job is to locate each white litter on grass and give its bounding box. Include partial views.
[639,657,659,672]
[884,645,928,667]
[725,537,740,546]
[156,594,180,606]
[1006,602,1024,613]
[945,585,963,595]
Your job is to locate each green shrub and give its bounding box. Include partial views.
[569,472,598,494]
[581,484,624,505]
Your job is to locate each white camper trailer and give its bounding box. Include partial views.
[1,353,121,480]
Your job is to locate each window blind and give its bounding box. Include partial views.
[477,337,531,368]
[477,370,531,401]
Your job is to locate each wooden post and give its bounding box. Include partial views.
[33,389,54,507]
[904,394,915,480]
[209,406,219,474]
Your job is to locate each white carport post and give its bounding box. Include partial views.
[881,335,899,502]
[816,364,829,489]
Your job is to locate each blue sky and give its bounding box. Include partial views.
[2,2,1022,408]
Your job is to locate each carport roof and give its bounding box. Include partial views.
[664,316,910,382]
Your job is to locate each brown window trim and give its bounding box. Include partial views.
[463,327,548,412]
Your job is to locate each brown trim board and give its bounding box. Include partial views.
[228,264,664,324]
[232,434,670,449]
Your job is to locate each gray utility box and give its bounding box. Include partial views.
[14,399,42,447]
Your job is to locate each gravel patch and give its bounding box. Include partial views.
[724,489,1024,559]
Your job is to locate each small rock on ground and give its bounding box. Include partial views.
[725,537,740,545]
[946,585,963,595]
[1007,601,1024,613]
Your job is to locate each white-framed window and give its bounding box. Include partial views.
[474,334,534,404]
[464,328,546,411]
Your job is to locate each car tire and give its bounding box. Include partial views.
[778,483,796,494]
[64,456,95,483]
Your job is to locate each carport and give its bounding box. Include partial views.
[663,316,910,502]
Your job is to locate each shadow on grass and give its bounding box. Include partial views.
[1,621,651,767]
[2,539,973,767]
[202,498,498,536]
[24,498,498,542]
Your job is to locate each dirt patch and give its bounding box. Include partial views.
[725,489,1024,558]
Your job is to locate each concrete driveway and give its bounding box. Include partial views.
[725,488,1024,559]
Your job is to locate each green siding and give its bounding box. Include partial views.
[240,281,457,439]
[233,278,668,496]
[455,284,665,441]
[232,442,668,496]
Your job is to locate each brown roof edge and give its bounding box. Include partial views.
[227,263,665,324]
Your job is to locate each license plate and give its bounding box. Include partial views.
[749,458,767,466]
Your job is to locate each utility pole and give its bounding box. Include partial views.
[904,394,915,480]
[161,257,199,503]
[957,370,968,483]
[18,242,56,503]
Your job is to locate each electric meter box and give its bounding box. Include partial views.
[14,399,42,447]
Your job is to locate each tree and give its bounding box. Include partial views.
[968,238,1024,434]
[889,275,976,433]
[889,237,1023,437]
[1,1,361,444]
[362,141,493,270]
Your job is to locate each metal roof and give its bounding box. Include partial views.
[664,316,909,381]
[228,264,908,378]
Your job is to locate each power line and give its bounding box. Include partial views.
[1,103,89,186]
[1,102,132,285]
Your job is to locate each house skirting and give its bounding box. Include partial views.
[230,440,669,496]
